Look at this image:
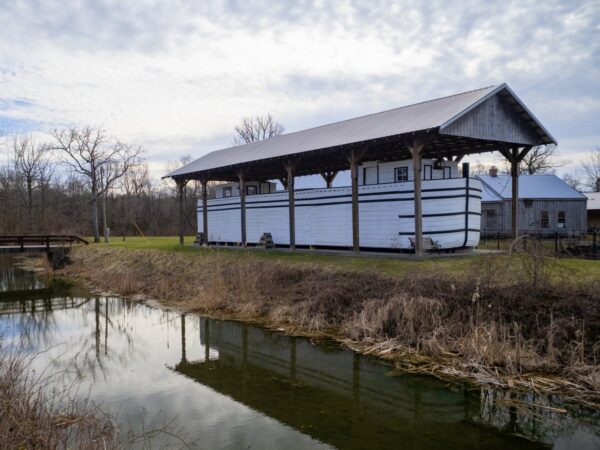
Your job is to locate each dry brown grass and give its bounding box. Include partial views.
[0,343,118,450]
[60,246,600,405]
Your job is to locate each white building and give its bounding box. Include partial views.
[168,84,556,254]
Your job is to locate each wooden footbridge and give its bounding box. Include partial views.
[0,235,88,266]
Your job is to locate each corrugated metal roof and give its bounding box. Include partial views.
[477,175,587,200]
[168,83,554,178]
[584,192,600,210]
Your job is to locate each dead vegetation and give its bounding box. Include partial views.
[60,246,600,406]
[0,343,118,449]
[0,341,193,449]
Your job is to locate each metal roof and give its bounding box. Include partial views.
[168,83,556,179]
[477,174,587,201]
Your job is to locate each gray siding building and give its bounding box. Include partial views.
[477,172,587,236]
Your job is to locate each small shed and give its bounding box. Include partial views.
[584,192,600,231]
[477,171,587,236]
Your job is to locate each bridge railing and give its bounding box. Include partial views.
[0,235,89,250]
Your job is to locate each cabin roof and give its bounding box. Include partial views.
[477,174,587,201]
[168,83,556,182]
[584,192,600,210]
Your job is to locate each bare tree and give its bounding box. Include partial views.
[121,162,152,197]
[581,147,600,192]
[233,113,284,145]
[519,144,565,174]
[51,127,142,242]
[12,136,52,232]
[561,173,581,191]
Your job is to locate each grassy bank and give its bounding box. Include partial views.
[60,244,600,406]
[93,236,600,282]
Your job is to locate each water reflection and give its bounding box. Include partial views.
[1,255,599,450]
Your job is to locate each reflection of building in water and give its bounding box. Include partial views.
[174,316,542,450]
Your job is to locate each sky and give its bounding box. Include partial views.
[0,0,598,185]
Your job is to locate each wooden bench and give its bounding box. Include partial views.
[409,236,440,251]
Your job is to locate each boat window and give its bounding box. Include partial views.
[223,187,232,198]
[395,167,408,182]
[246,185,257,196]
[443,167,451,179]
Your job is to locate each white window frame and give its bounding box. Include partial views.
[395,167,408,182]
[223,186,232,198]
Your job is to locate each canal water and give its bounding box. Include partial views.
[1,255,599,449]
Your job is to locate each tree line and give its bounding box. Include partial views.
[0,115,284,241]
[0,127,201,241]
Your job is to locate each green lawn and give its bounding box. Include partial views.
[86,236,600,281]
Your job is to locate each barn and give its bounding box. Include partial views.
[167,84,556,255]
[477,170,587,236]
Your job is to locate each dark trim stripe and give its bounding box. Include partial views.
[397,228,480,236]
[201,185,483,209]
[200,194,483,212]
[398,211,482,218]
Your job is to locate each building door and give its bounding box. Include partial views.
[423,165,433,180]
[363,167,377,185]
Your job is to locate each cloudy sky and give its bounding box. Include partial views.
[1,0,598,182]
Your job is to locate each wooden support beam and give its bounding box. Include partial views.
[236,169,247,246]
[176,179,188,246]
[409,143,425,256]
[510,148,519,240]
[501,146,532,240]
[320,171,338,188]
[348,148,365,253]
[284,159,299,250]
[201,179,209,245]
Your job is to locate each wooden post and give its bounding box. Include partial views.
[284,160,296,250]
[410,143,424,256]
[238,171,247,246]
[349,149,360,253]
[499,146,531,241]
[176,179,187,246]
[201,179,209,245]
[511,152,519,241]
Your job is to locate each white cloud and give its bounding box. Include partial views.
[0,0,598,180]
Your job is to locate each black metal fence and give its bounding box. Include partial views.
[480,229,599,259]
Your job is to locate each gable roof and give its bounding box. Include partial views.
[477,174,587,201]
[584,192,600,210]
[168,83,556,180]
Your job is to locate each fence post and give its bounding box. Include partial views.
[555,231,558,257]
[483,229,486,245]
[46,236,50,253]
[19,236,23,250]
[594,232,598,259]
[497,231,500,250]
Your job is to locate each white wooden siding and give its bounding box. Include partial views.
[358,159,459,184]
[198,178,481,249]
